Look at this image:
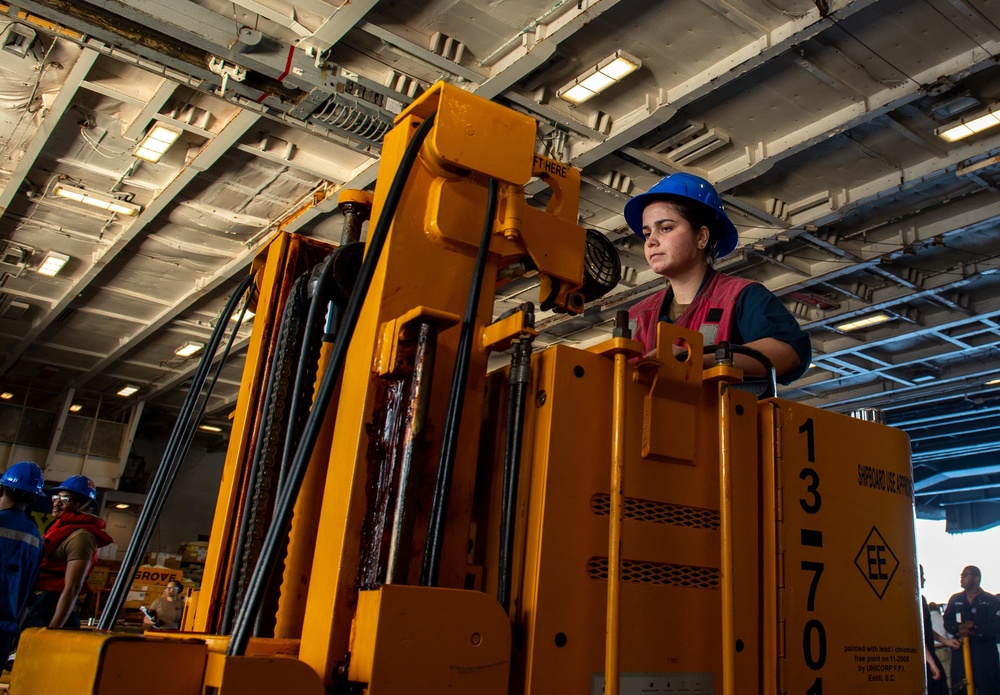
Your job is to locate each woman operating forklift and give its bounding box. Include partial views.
[626,172,811,384]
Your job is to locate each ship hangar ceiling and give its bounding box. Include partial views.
[0,0,999,531]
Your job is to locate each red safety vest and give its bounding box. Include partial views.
[629,270,756,354]
[35,512,113,592]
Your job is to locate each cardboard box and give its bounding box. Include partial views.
[144,552,183,569]
[178,542,208,564]
[125,584,166,610]
[87,565,111,591]
[132,565,183,586]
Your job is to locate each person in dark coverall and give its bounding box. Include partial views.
[944,565,1000,695]
[0,462,45,661]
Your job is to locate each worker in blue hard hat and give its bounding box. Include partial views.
[624,172,811,383]
[0,462,45,662]
[23,475,112,630]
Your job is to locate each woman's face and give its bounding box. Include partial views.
[641,201,710,278]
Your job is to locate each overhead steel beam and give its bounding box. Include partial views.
[143,336,251,400]
[66,112,262,387]
[358,22,484,84]
[789,311,1000,411]
[0,45,96,214]
[0,109,259,378]
[694,0,765,34]
[568,0,877,168]
[713,43,1000,189]
[945,502,1000,533]
[234,142,354,183]
[475,0,628,99]
[915,458,1000,492]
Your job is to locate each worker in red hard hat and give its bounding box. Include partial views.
[624,172,811,383]
[0,462,45,661]
[23,475,113,630]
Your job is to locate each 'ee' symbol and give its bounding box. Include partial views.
[867,544,888,580]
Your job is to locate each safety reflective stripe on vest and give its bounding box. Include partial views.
[628,270,756,354]
[673,271,755,345]
[0,525,41,549]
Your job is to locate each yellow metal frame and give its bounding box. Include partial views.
[348,585,511,693]
[11,628,207,695]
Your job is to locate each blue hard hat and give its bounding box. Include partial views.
[0,461,45,497]
[51,474,98,502]
[623,173,739,257]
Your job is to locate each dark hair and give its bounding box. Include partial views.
[1,485,36,506]
[645,194,721,261]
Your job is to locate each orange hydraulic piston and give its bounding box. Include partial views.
[718,382,737,695]
[604,349,628,695]
[704,361,744,695]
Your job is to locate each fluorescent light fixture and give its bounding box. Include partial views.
[69,404,83,413]
[174,341,205,358]
[834,312,892,332]
[116,384,139,397]
[231,308,255,323]
[52,183,141,216]
[114,503,130,509]
[932,95,981,120]
[199,424,222,433]
[911,372,936,383]
[987,378,1000,386]
[134,124,182,162]
[557,50,642,105]
[36,251,69,277]
[0,392,12,400]
[937,105,1000,142]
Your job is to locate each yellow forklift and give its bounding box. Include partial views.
[13,83,922,694]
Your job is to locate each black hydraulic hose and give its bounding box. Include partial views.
[705,342,778,398]
[167,304,253,634]
[420,177,499,588]
[126,290,249,621]
[497,305,534,612]
[99,273,254,630]
[227,111,437,656]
